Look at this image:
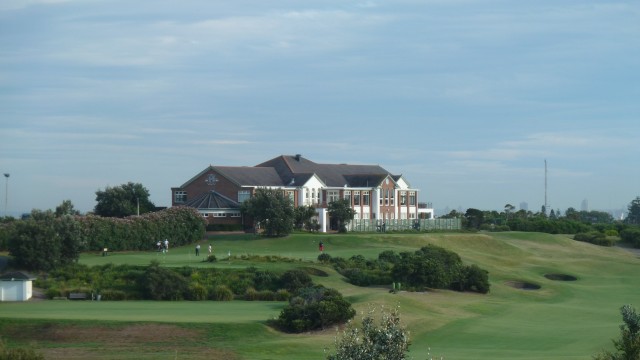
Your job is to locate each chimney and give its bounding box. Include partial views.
[295,154,301,161]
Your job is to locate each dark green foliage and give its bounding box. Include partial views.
[317,252,332,264]
[274,285,355,333]
[279,269,312,292]
[210,285,234,301]
[574,231,617,247]
[6,213,82,271]
[594,305,640,360]
[331,246,490,294]
[94,182,155,217]
[294,205,317,231]
[620,227,640,248]
[626,197,640,225]
[37,262,300,302]
[327,199,356,233]
[241,188,295,237]
[139,263,189,300]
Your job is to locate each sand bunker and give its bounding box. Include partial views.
[505,280,541,290]
[544,273,577,281]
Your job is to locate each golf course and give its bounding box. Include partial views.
[1,231,638,359]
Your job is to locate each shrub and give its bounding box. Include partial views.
[574,231,616,246]
[326,306,410,360]
[100,289,127,301]
[620,227,640,248]
[279,269,312,292]
[275,289,291,301]
[317,252,332,264]
[187,283,208,301]
[206,255,217,262]
[139,264,189,300]
[211,285,234,301]
[274,286,355,333]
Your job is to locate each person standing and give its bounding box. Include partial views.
[319,241,324,252]
[195,244,201,256]
[164,239,169,253]
[208,244,212,256]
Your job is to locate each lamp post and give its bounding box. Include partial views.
[3,173,9,217]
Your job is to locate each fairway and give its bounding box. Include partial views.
[1,231,639,359]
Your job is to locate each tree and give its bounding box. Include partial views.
[594,305,640,360]
[55,199,81,217]
[326,306,410,360]
[328,198,356,233]
[94,182,155,217]
[464,208,484,230]
[626,196,640,225]
[294,205,317,231]
[240,188,294,237]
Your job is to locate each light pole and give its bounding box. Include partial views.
[3,173,9,217]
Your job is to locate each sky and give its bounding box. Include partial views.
[1,0,639,217]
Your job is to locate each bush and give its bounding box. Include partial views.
[187,283,208,301]
[0,339,44,360]
[317,252,332,264]
[326,306,410,360]
[211,285,234,301]
[274,286,355,333]
[100,289,127,301]
[620,227,640,248]
[139,264,189,300]
[574,231,616,246]
[206,255,217,262]
[279,269,312,292]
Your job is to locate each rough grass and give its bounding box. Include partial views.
[1,231,639,359]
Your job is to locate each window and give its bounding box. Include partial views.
[400,191,407,205]
[390,190,395,206]
[230,212,241,217]
[238,190,250,203]
[362,191,370,206]
[213,213,226,218]
[385,190,389,206]
[343,190,351,204]
[203,213,209,217]
[362,212,370,220]
[353,191,360,206]
[409,192,416,206]
[327,190,339,203]
[175,191,187,203]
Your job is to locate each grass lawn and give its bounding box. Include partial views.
[1,231,639,359]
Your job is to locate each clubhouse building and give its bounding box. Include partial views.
[171,154,434,232]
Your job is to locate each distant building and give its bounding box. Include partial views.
[581,199,589,212]
[171,154,433,232]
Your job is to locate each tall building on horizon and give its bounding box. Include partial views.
[581,198,589,212]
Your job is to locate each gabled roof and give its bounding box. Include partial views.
[184,191,240,210]
[215,166,284,187]
[0,271,36,281]
[343,174,388,188]
[179,165,284,188]
[257,155,393,188]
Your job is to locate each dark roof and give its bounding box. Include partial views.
[184,191,240,210]
[215,166,284,187]
[0,271,36,281]
[257,155,392,187]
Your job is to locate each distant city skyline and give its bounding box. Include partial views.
[1,1,639,216]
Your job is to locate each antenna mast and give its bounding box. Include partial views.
[544,159,548,212]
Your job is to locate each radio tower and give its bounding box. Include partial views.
[544,159,548,213]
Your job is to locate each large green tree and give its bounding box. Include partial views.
[626,196,640,225]
[94,182,155,217]
[328,198,356,233]
[240,188,294,237]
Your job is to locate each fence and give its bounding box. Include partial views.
[347,218,461,232]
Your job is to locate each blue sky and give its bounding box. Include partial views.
[1,0,638,216]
